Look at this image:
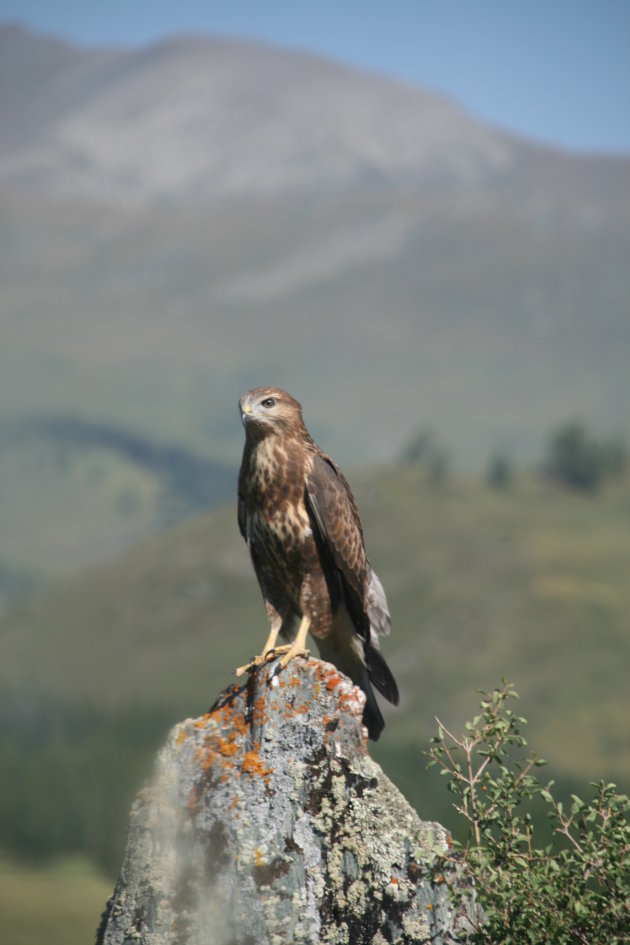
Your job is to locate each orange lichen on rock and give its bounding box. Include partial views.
[217,735,241,758]
[184,680,277,807]
[325,670,346,691]
[242,749,272,782]
[186,660,369,810]
[289,671,303,688]
[294,701,310,716]
[251,695,270,727]
[313,660,357,704]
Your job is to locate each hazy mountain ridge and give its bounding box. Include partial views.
[1,23,629,588]
[0,24,550,204]
[0,25,125,154]
[4,25,629,210]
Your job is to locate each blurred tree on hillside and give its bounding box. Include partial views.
[400,427,450,483]
[543,420,627,492]
[486,453,513,490]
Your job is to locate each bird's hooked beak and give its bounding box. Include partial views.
[240,400,254,426]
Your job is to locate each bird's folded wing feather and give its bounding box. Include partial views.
[365,565,391,639]
[237,489,246,540]
[304,453,367,602]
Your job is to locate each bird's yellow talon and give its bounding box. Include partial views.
[278,647,310,671]
[234,644,295,677]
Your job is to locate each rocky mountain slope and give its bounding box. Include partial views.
[0,24,516,204]
[4,24,630,206]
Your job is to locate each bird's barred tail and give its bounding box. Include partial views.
[359,645,399,741]
[361,680,386,741]
[365,644,399,707]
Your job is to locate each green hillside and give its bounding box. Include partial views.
[1,464,629,886]
[0,854,111,945]
[3,189,629,472]
[0,416,235,598]
[2,184,630,597]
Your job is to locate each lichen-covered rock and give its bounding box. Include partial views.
[97,657,473,944]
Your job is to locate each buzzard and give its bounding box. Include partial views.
[236,386,399,740]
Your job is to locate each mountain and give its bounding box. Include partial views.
[3,24,629,205]
[1,24,629,588]
[1,25,514,204]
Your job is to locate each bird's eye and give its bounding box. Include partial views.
[261,397,275,408]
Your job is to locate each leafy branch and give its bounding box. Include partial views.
[427,681,630,944]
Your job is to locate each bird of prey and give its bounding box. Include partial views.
[236,386,399,740]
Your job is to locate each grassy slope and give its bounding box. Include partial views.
[2,465,629,781]
[366,468,630,779]
[0,422,235,593]
[0,444,163,584]
[0,854,111,945]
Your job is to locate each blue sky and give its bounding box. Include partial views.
[1,0,629,154]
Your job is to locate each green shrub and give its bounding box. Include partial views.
[427,682,630,943]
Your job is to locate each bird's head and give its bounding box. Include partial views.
[239,387,305,439]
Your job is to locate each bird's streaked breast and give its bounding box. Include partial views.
[244,438,312,552]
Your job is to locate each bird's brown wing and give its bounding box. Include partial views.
[304,452,367,618]
[237,455,248,541]
[306,452,399,709]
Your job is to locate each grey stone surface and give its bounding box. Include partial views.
[97,657,473,944]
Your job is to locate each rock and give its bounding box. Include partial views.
[97,657,474,944]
